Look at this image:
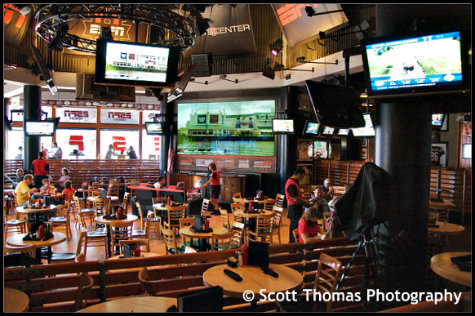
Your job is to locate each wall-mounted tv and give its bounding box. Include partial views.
[338,128,350,136]
[145,122,166,135]
[322,126,335,136]
[313,141,328,159]
[432,113,446,127]
[303,121,320,135]
[362,30,470,98]
[351,113,375,137]
[177,100,275,156]
[306,80,365,129]
[25,121,55,136]
[462,143,471,159]
[95,39,180,88]
[272,119,294,134]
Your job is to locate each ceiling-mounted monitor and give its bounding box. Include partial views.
[306,80,365,129]
[432,113,446,127]
[25,121,55,136]
[145,122,167,135]
[303,121,320,135]
[338,128,350,136]
[351,113,375,137]
[362,30,470,99]
[322,126,335,135]
[272,119,294,134]
[95,39,180,88]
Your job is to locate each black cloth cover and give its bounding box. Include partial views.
[335,162,396,241]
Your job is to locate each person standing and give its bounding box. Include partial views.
[30,152,50,189]
[50,141,62,159]
[127,146,138,159]
[105,144,116,159]
[15,146,23,160]
[204,162,221,215]
[285,167,310,243]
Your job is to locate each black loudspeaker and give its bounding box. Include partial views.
[192,54,212,77]
[263,66,275,80]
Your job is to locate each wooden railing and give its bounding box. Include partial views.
[4,237,370,312]
[4,159,161,189]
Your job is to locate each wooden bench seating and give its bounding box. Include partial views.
[4,237,372,312]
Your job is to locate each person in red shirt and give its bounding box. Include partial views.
[298,202,324,244]
[285,167,311,243]
[204,162,221,215]
[30,152,50,189]
[62,180,76,203]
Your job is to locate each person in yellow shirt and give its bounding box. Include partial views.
[15,174,38,207]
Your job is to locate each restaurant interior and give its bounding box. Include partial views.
[3,3,472,313]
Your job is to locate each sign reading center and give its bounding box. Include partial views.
[101,109,139,124]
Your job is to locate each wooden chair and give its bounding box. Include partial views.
[86,189,101,207]
[146,210,161,238]
[270,205,284,244]
[263,198,276,211]
[275,193,285,207]
[119,239,150,254]
[219,208,231,230]
[231,222,245,248]
[109,220,134,256]
[107,183,120,205]
[4,200,26,242]
[162,228,185,255]
[179,217,199,248]
[132,212,152,239]
[247,213,273,244]
[232,197,245,204]
[122,192,131,211]
[210,231,235,251]
[73,196,95,229]
[232,192,242,199]
[138,267,159,295]
[93,197,111,217]
[90,182,100,189]
[135,201,146,230]
[292,228,299,243]
[43,229,86,264]
[201,198,211,217]
[74,272,94,311]
[76,218,108,259]
[314,253,344,312]
[48,203,72,240]
[333,185,347,196]
[163,204,187,234]
[152,197,166,204]
[231,202,245,223]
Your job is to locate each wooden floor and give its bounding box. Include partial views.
[4,204,293,262]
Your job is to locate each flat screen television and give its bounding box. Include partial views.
[25,121,55,136]
[432,113,446,127]
[322,126,335,135]
[272,119,294,134]
[145,122,166,135]
[303,121,320,135]
[95,39,180,88]
[351,113,375,137]
[306,80,365,129]
[362,30,470,98]
[177,100,275,156]
[338,128,350,136]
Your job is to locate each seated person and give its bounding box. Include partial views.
[309,186,328,204]
[321,179,334,200]
[13,168,24,188]
[39,178,57,195]
[298,202,324,244]
[153,176,166,189]
[56,168,71,191]
[62,180,76,202]
[14,174,38,207]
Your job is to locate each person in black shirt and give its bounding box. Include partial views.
[285,168,311,243]
[127,146,138,159]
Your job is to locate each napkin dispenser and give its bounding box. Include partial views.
[248,240,269,267]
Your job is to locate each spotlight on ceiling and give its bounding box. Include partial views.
[305,6,316,17]
[270,38,283,57]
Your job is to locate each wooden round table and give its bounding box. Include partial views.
[4,287,29,312]
[95,214,138,257]
[234,209,274,219]
[6,232,67,261]
[203,263,303,309]
[179,226,229,252]
[87,195,119,203]
[16,204,58,216]
[77,296,177,313]
[428,222,465,235]
[430,252,471,287]
[429,199,456,210]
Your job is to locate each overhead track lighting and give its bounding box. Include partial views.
[305,6,343,17]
